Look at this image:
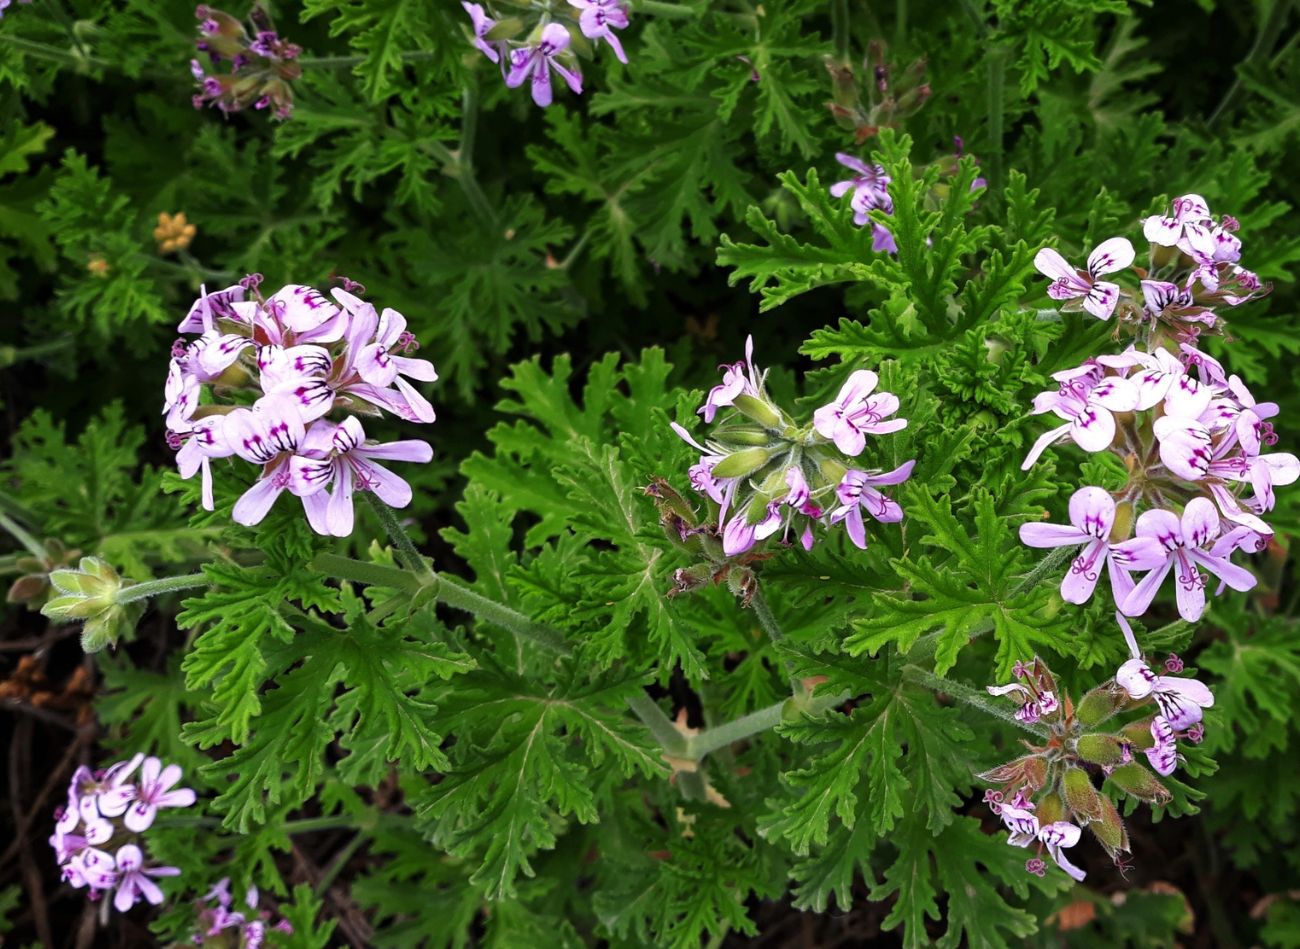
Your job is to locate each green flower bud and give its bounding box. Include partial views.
[721,427,775,447]
[484,17,524,40]
[1063,766,1103,822]
[1036,791,1065,826]
[1106,763,1172,806]
[1089,794,1129,859]
[1076,733,1124,766]
[1076,686,1121,726]
[1120,718,1157,750]
[712,447,774,479]
[732,394,785,431]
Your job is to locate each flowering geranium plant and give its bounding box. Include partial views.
[2,1,1299,947]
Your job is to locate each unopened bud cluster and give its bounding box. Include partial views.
[191,4,301,119]
[1022,196,1296,623]
[665,337,913,588]
[40,557,141,653]
[982,646,1213,882]
[826,40,930,141]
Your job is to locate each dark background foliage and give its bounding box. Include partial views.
[2,0,1299,945]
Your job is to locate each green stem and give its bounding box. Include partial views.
[116,573,209,605]
[0,511,46,560]
[311,552,422,593]
[282,815,354,834]
[435,575,572,656]
[1208,0,1295,126]
[903,665,1049,738]
[1013,544,1075,596]
[1,337,76,366]
[633,0,701,17]
[831,0,851,65]
[298,50,441,69]
[314,833,366,897]
[363,495,433,580]
[626,692,687,755]
[687,690,851,760]
[0,34,112,70]
[985,48,1007,189]
[748,587,802,693]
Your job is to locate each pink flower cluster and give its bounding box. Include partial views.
[163,278,436,536]
[193,878,292,946]
[191,5,301,119]
[1023,196,1294,622]
[463,1,630,108]
[673,337,913,556]
[50,755,194,913]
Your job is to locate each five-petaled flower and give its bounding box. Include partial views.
[1018,486,1141,606]
[1022,364,1139,469]
[506,24,583,108]
[569,0,630,63]
[813,369,906,456]
[1033,238,1135,320]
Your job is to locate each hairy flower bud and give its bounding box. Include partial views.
[1036,792,1065,826]
[711,447,774,480]
[977,754,1047,791]
[41,557,142,653]
[1075,685,1121,726]
[1063,766,1104,822]
[1075,733,1125,766]
[1106,763,1172,806]
[1120,718,1158,750]
[1089,794,1130,859]
[731,394,785,431]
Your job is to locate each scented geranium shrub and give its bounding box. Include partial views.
[3,0,1300,946]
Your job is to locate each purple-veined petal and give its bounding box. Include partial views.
[1068,485,1116,537]
[1019,523,1089,548]
[1186,548,1256,593]
[1086,237,1135,277]
[1069,405,1116,452]
[1171,551,1206,621]
[1021,423,1071,470]
[1033,247,1076,283]
[1061,538,1107,604]
[1121,557,1173,617]
[232,472,289,526]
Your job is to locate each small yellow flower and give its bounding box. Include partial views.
[153,211,197,254]
[87,256,111,277]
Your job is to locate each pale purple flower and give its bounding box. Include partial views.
[1140,280,1215,327]
[506,23,582,108]
[196,877,293,944]
[699,336,759,423]
[1017,486,1142,606]
[998,801,1086,882]
[96,754,197,832]
[111,844,180,913]
[1034,238,1135,320]
[172,415,235,511]
[1036,821,1087,882]
[829,153,892,227]
[1142,194,1212,247]
[1179,342,1227,386]
[288,417,433,537]
[569,0,630,63]
[721,505,779,557]
[227,396,307,527]
[830,461,914,549]
[813,369,906,456]
[754,466,824,550]
[462,2,502,63]
[1116,497,1257,621]
[1101,346,1210,417]
[1021,365,1139,469]
[987,679,1058,724]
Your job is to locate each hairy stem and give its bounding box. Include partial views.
[311,552,423,593]
[116,573,209,605]
[363,495,433,580]
[627,692,688,755]
[435,575,572,656]
[903,665,1049,737]
[688,690,851,760]
[634,0,703,18]
[831,0,852,65]
[0,511,46,560]
[748,587,803,693]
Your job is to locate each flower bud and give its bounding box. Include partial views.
[1075,687,1120,726]
[1089,794,1129,859]
[1120,718,1157,750]
[731,394,784,431]
[1109,500,1134,542]
[1036,791,1065,826]
[1063,766,1104,822]
[1076,733,1124,766]
[977,754,1047,791]
[669,563,714,599]
[484,17,524,40]
[720,427,774,447]
[41,557,141,653]
[1106,763,1172,806]
[712,447,774,480]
